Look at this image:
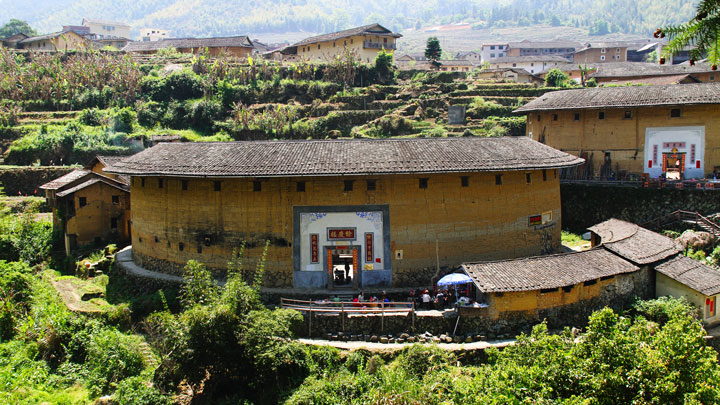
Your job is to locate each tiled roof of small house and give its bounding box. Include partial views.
[439,59,474,66]
[292,23,401,48]
[514,82,720,112]
[39,169,92,190]
[656,255,720,296]
[123,36,253,52]
[604,74,700,86]
[478,67,536,76]
[19,32,78,44]
[82,18,131,27]
[104,137,584,177]
[56,177,129,198]
[461,248,638,293]
[588,61,716,78]
[588,218,682,265]
[491,55,571,64]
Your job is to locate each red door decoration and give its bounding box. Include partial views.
[365,233,374,262]
[310,234,318,263]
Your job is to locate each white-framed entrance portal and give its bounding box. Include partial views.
[293,205,392,289]
[645,126,705,179]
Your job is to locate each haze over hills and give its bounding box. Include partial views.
[0,0,697,48]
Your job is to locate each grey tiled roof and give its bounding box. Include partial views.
[656,255,720,296]
[123,36,253,52]
[292,23,401,47]
[589,218,682,265]
[56,177,129,198]
[507,40,581,49]
[589,61,716,78]
[514,83,720,112]
[40,169,91,190]
[104,137,584,177]
[461,248,638,293]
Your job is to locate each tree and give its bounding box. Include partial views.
[658,0,720,68]
[0,19,36,38]
[544,68,569,87]
[425,36,442,69]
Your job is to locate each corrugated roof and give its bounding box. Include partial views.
[589,218,682,265]
[491,55,570,64]
[123,36,253,52]
[104,137,584,178]
[656,255,720,296]
[40,169,91,190]
[292,23,401,47]
[514,82,720,112]
[56,177,129,198]
[507,40,581,49]
[461,248,639,293]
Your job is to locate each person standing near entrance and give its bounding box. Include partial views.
[422,290,432,310]
[344,259,350,282]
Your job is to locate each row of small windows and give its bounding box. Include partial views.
[139,175,549,191]
[300,39,354,52]
[77,195,121,207]
[539,108,682,122]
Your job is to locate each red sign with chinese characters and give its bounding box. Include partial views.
[328,228,355,240]
[529,215,542,226]
[310,234,318,263]
[352,249,358,274]
[365,233,374,262]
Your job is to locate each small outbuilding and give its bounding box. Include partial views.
[656,255,720,326]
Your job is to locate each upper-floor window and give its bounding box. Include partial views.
[112,195,119,204]
[366,180,376,191]
[419,178,428,189]
[670,108,681,118]
[461,176,469,187]
[623,111,632,119]
[598,111,605,120]
[344,180,354,192]
[490,45,495,50]
[601,48,606,53]
[79,197,87,207]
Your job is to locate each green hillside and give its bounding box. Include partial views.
[0,0,697,39]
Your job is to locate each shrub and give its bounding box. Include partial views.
[0,261,33,340]
[77,108,105,126]
[141,70,204,102]
[545,68,570,87]
[110,107,136,133]
[135,101,163,128]
[179,260,218,308]
[392,344,455,379]
[86,328,145,395]
[186,99,223,133]
[634,296,699,324]
[114,376,171,405]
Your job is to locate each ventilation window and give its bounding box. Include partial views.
[536,114,541,122]
[419,178,428,189]
[179,242,184,251]
[296,181,305,192]
[553,114,558,121]
[583,279,598,286]
[154,236,159,243]
[562,285,573,293]
[112,195,119,204]
[141,178,145,187]
[574,113,580,121]
[598,111,605,120]
[197,245,202,253]
[214,181,221,192]
[366,180,376,191]
[253,181,262,192]
[526,173,532,184]
[344,180,354,192]
[79,197,87,207]
[540,288,558,294]
[600,275,614,281]
[158,179,163,188]
[182,180,188,190]
[624,110,632,119]
[542,169,547,181]
[461,176,469,187]
[670,108,681,118]
[495,174,503,185]
[111,218,118,229]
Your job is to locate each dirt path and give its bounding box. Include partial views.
[297,338,514,352]
[50,278,106,313]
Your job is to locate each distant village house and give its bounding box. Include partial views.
[123,36,254,57]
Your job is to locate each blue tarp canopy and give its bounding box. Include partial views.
[437,273,472,287]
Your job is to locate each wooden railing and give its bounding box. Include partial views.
[641,210,720,235]
[281,298,415,335]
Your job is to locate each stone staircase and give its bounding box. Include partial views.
[137,340,159,370]
[643,210,720,238]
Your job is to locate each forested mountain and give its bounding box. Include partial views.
[0,0,697,39]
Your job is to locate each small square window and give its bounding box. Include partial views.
[366,180,376,191]
[112,195,119,204]
[296,181,305,192]
[623,111,632,119]
[343,180,354,192]
[553,114,558,121]
[214,181,221,191]
[461,176,469,187]
[670,108,681,118]
[158,179,163,188]
[598,111,605,120]
[526,173,532,184]
[419,178,428,189]
[253,181,262,192]
[542,169,547,181]
[111,218,118,229]
[495,174,503,185]
[536,114,541,122]
[182,180,188,190]
[79,197,87,207]
[574,113,580,121]
[197,245,202,253]
[179,242,184,251]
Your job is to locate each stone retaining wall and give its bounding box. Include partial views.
[0,166,78,195]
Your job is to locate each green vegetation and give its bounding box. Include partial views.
[0,19,36,38]
[544,68,571,88]
[425,36,442,69]
[659,0,720,67]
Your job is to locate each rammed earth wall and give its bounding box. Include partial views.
[561,183,720,233]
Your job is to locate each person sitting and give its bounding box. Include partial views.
[353,297,361,308]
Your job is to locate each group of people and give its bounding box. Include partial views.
[409,288,472,310]
[352,290,391,308]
